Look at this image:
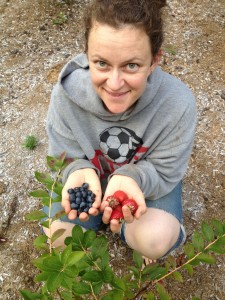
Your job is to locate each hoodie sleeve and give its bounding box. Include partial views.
[111,96,196,200]
[46,85,100,184]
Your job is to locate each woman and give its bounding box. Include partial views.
[44,0,196,261]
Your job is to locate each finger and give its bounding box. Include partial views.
[135,205,147,219]
[102,206,112,224]
[110,219,121,233]
[122,205,134,223]
[79,212,89,222]
[100,200,109,212]
[68,210,77,220]
[89,207,99,216]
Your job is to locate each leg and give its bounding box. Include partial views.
[124,207,180,259]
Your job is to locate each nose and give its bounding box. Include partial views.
[107,69,124,91]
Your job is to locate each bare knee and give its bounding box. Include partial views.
[124,208,181,259]
[42,220,75,248]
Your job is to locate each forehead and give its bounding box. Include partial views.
[88,22,151,55]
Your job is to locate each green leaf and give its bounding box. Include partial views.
[25,210,47,221]
[196,253,216,264]
[156,283,171,300]
[61,244,72,265]
[51,228,66,243]
[207,243,225,254]
[101,289,124,299]
[97,251,110,269]
[201,221,214,241]
[101,267,114,283]
[92,281,103,295]
[172,271,183,282]
[166,255,176,268]
[83,229,96,248]
[183,264,194,276]
[53,181,63,196]
[35,271,51,282]
[41,197,51,207]
[142,292,155,300]
[133,250,144,269]
[91,235,108,259]
[192,297,201,300]
[30,190,49,198]
[128,266,140,278]
[44,256,62,271]
[184,243,195,259]
[52,209,67,221]
[192,231,204,251]
[66,251,85,266]
[144,266,167,281]
[72,281,91,295]
[82,270,102,282]
[40,219,50,229]
[35,171,54,186]
[47,156,63,171]
[212,219,225,236]
[72,225,84,245]
[52,195,62,203]
[111,276,126,291]
[47,271,64,292]
[61,291,73,300]
[20,290,42,299]
[33,235,48,250]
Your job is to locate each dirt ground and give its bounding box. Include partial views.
[0,0,224,299]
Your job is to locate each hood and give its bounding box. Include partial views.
[58,53,164,121]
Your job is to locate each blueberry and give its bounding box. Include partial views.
[80,202,86,208]
[68,188,74,194]
[69,194,76,202]
[75,191,81,198]
[71,203,78,210]
[87,190,93,195]
[82,182,89,189]
[75,197,81,205]
[82,191,87,198]
[83,207,89,213]
[87,195,94,203]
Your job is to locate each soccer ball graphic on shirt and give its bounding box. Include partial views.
[99,126,142,163]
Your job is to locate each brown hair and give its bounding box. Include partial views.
[84,0,167,57]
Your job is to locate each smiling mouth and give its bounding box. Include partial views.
[104,89,129,98]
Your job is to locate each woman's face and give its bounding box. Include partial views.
[87,22,159,114]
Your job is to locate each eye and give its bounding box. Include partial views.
[126,63,139,72]
[95,61,107,69]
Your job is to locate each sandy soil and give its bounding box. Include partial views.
[0,0,224,299]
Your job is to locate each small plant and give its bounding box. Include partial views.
[22,135,38,150]
[53,12,68,25]
[164,45,177,55]
[20,153,225,299]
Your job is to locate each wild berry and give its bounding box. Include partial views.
[67,182,95,215]
[122,199,138,215]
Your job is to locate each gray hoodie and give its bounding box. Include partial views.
[47,53,196,200]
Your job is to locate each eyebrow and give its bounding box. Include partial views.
[90,55,144,64]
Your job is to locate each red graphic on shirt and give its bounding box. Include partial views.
[91,146,149,179]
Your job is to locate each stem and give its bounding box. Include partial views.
[90,283,98,300]
[48,169,62,253]
[134,233,225,299]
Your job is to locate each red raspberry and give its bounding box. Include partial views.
[122,199,138,215]
[106,195,119,209]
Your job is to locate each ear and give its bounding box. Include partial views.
[149,48,163,73]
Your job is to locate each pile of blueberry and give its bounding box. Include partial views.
[67,182,96,215]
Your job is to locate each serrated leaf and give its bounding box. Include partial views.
[33,235,48,250]
[25,210,47,221]
[156,283,171,300]
[61,290,73,300]
[212,219,224,236]
[51,228,66,243]
[101,289,124,299]
[30,189,49,198]
[82,270,102,282]
[196,253,216,264]
[192,231,204,251]
[44,256,62,271]
[142,263,159,275]
[72,281,91,295]
[172,271,183,282]
[145,266,167,281]
[133,250,144,269]
[183,264,194,276]
[35,271,51,282]
[92,281,103,295]
[166,255,176,268]
[184,243,195,259]
[201,222,214,242]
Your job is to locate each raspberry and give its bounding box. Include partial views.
[67,182,95,215]
[122,199,138,215]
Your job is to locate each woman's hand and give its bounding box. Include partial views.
[101,175,147,233]
[62,168,102,221]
